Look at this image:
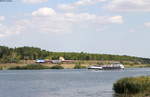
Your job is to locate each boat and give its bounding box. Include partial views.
[88,66,103,70]
[88,63,124,70]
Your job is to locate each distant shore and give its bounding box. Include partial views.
[1,46,150,70]
[0,60,150,70]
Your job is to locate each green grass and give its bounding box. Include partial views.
[50,65,64,69]
[8,64,65,70]
[8,64,50,70]
[113,76,150,97]
[74,64,86,69]
[125,64,150,68]
[0,66,3,70]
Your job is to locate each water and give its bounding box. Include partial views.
[0,68,149,97]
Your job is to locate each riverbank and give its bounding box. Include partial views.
[0,62,150,70]
[125,64,150,68]
[8,64,64,70]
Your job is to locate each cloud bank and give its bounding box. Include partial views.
[58,0,106,11]
[22,0,48,4]
[0,7,123,37]
[105,0,150,12]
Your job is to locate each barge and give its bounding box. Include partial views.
[88,63,124,70]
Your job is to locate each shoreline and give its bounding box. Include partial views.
[0,63,150,70]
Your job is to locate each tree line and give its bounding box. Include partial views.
[0,46,150,64]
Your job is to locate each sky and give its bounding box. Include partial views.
[0,0,150,58]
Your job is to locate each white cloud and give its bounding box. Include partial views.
[129,29,136,32]
[0,16,5,21]
[58,0,106,11]
[64,13,97,22]
[0,7,124,37]
[23,0,48,4]
[0,20,26,37]
[31,8,124,32]
[144,22,150,27]
[109,16,124,24]
[105,0,150,12]
[32,7,56,16]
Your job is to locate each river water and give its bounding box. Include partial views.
[0,68,149,97]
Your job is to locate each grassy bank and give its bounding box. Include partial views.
[113,76,150,97]
[8,64,51,70]
[125,64,150,68]
[8,64,64,70]
[0,60,150,70]
[74,64,86,69]
[50,65,64,69]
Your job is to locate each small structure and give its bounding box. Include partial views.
[59,57,65,61]
[35,57,75,64]
[36,59,46,63]
[51,60,62,64]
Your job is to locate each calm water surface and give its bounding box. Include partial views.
[0,68,150,97]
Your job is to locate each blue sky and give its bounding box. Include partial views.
[0,0,150,58]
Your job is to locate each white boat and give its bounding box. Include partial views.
[88,66,103,70]
[88,63,124,70]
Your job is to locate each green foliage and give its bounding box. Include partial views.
[0,66,3,70]
[50,65,64,69]
[97,62,104,65]
[74,64,86,69]
[113,76,150,94]
[9,64,50,70]
[0,46,150,64]
[9,64,64,70]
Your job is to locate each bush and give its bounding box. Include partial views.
[50,65,64,69]
[0,66,3,70]
[113,76,150,95]
[74,64,86,69]
[9,64,50,70]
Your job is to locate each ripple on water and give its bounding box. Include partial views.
[0,68,149,97]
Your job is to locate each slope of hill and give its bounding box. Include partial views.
[0,46,150,64]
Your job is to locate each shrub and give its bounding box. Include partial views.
[50,65,64,69]
[0,66,3,70]
[9,64,50,70]
[113,76,150,95]
[74,64,86,69]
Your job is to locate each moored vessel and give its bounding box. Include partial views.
[88,63,124,70]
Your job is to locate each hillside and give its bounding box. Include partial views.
[0,46,150,65]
